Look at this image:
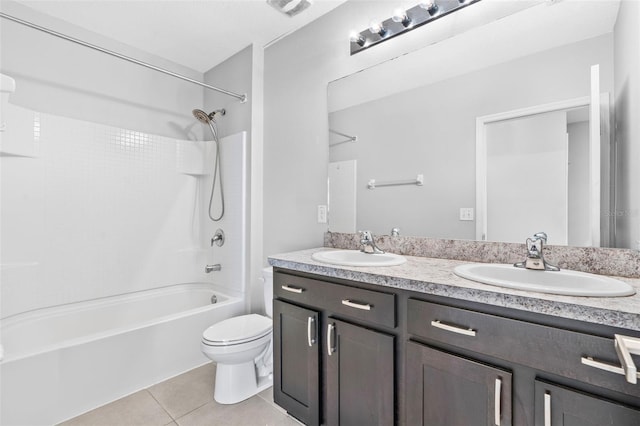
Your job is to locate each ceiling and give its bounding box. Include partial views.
[17,0,348,73]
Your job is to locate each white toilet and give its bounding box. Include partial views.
[201,267,274,404]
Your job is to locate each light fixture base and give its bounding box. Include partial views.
[350,0,482,55]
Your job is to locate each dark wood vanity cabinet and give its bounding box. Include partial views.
[273,270,396,426]
[407,298,640,426]
[273,299,321,426]
[326,318,395,426]
[534,381,640,426]
[406,341,513,426]
[273,268,640,426]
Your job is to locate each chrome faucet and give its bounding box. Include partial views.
[205,264,221,273]
[514,232,559,271]
[359,230,385,254]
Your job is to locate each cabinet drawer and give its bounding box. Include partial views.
[407,298,640,398]
[274,273,328,307]
[275,272,395,328]
[324,281,395,328]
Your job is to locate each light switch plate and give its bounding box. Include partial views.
[459,208,474,221]
[317,205,328,223]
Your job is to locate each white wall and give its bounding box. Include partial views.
[614,0,640,249]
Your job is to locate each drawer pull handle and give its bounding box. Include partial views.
[581,356,629,376]
[430,320,476,337]
[544,392,551,426]
[281,285,304,294]
[494,378,501,426]
[615,334,640,384]
[327,323,335,356]
[582,356,640,383]
[307,316,316,347]
[341,299,371,311]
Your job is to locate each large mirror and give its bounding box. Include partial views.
[327,0,638,249]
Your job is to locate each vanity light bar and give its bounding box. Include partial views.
[349,0,482,55]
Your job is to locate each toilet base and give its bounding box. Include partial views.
[213,361,273,405]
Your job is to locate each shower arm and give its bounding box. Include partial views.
[0,12,248,103]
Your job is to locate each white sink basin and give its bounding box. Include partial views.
[453,263,636,297]
[311,250,406,267]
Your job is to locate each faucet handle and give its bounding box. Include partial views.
[211,229,225,247]
[359,230,373,242]
[532,232,548,244]
[526,238,540,256]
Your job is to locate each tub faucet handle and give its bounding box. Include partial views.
[211,229,225,247]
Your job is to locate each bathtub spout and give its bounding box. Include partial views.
[205,264,221,273]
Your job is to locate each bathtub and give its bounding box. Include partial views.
[0,283,244,425]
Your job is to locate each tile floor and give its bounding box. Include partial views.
[58,363,301,426]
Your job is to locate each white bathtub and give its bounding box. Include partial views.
[0,283,245,425]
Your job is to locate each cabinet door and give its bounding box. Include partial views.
[326,318,394,426]
[534,381,640,426]
[406,342,512,426]
[273,300,320,426]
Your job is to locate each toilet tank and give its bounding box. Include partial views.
[262,267,274,318]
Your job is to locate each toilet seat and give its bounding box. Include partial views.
[202,314,272,346]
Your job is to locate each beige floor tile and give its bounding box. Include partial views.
[257,387,288,415]
[58,390,172,426]
[175,396,300,426]
[148,362,216,419]
[257,386,274,403]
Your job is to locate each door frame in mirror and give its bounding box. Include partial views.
[475,94,610,246]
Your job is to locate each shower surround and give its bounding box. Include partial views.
[1,101,249,423]
[1,102,248,316]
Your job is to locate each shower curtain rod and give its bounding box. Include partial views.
[0,12,248,103]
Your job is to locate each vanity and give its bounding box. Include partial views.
[268,248,640,426]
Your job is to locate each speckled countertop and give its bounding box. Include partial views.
[268,248,640,332]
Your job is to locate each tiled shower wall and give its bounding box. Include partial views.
[1,102,247,318]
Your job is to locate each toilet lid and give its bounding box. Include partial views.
[202,314,272,345]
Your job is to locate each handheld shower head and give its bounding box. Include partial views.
[192,108,226,124]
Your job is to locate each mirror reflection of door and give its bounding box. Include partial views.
[328,160,357,233]
[485,111,577,245]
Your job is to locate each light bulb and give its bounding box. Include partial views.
[369,21,386,36]
[392,9,411,27]
[419,1,439,16]
[349,30,366,47]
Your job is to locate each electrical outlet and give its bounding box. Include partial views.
[317,205,327,224]
[459,208,474,221]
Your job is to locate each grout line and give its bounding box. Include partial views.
[146,389,175,422]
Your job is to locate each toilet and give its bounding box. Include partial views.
[201,267,274,404]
